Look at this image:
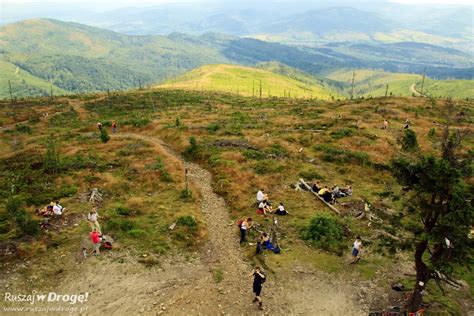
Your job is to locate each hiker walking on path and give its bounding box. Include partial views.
[239,217,252,244]
[88,207,102,234]
[97,122,102,131]
[351,236,362,264]
[251,266,266,310]
[382,119,388,130]
[112,120,117,133]
[90,229,101,255]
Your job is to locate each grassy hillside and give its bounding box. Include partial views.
[0,59,67,98]
[416,79,474,100]
[1,18,472,99]
[325,68,474,99]
[0,89,472,314]
[158,64,339,99]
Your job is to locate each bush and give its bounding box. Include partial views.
[180,189,193,201]
[128,229,147,238]
[182,137,200,161]
[253,160,285,175]
[177,215,197,228]
[266,144,288,158]
[115,207,132,216]
[207,123,220,133]
[106,218,135,232]
[299,169,324,181]
[243,149,265,160]
[100,128,110,143]
[43,137,61,174]
[401,129,419,151]
[5,197,40,238]
[301,214,345,254]
[330,128,354,139]
[15,124,33,134]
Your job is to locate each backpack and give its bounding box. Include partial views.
[273,246,281,254]
[256,242,263,255]
[237,219,244,227]
[260,272,266,283]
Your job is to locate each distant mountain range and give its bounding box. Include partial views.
[0,18,472,99]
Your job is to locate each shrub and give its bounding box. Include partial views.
[243,149,265,160]
[266,144,288,158]
[177,215,197,228]
[428,128,436,138]
[401,129,419,151]
[106,218,135,232]
[15,124,33,134]
[299,169,324,181]
[115,207,132,216]
[180,189,193,201]
[43,137,61,174]
[301,214,345,254]
[207,123,220,133]
[5,197,40,238]
[253,160,285,175]
[100,128,110,143]
[182,137,200,161]
[330,128,354,139]
[128,229,147,238]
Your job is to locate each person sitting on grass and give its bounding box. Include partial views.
[319,186,334,203]
[260,233,275,251]
[263,200,273,214]
[340,185,353,197]
[311,182,321,193]
[257,201,266,215]
[275,202,289,215]
[52,200,65,216]
[256,189,265,204]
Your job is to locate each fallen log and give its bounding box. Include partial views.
[299,178,341,215]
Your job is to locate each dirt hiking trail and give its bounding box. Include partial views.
[34,132,368,315]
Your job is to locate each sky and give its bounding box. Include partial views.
[2,0,473,5]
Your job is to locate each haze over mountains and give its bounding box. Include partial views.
[0,0,472,99]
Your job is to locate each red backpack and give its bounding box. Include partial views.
[236,219,244,227]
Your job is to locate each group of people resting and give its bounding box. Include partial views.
[311,182,352,204]
[35,200,66,217]
[256,189,289,216]
[237,217,281,254]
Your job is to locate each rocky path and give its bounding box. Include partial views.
[49,132,367,316]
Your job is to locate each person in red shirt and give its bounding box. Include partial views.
[90,229,101,255]
[111,120,117,133]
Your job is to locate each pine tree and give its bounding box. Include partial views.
[391,116,472,312]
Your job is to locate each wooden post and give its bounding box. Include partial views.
[385,84,389,97]
[185,168,189,194]
[420,68,426,96]
[259,80,262,99]
[8,80,13,104]
[350,70,355,100]
[50,84,53,100]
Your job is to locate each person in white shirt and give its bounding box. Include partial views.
[240,218,253,244]
[52,200,65,216]
[87,207,102,234]
[352,236,362,263]
[275,202,289,215]
[256,189,264,203]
